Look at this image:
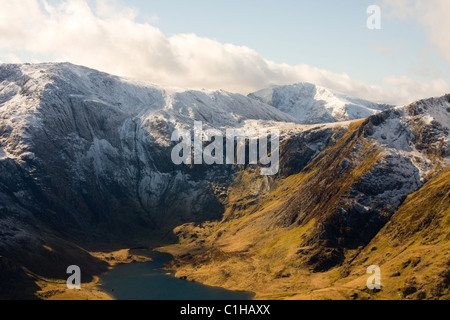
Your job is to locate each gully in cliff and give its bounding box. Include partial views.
[171,121,280,176]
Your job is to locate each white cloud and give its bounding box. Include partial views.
[382,0,450,65]
[381,75,450,103]
[0,0,448,105]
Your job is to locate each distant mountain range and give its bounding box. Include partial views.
[0,63,448,300]
[249,82,393,124]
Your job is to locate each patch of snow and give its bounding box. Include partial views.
[370,96,450,180]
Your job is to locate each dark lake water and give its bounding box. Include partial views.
[100,251,254,300]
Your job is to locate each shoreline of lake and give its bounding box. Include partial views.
[35,248,254,300]
[99,250,254,300]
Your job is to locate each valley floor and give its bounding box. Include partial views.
[35,249,151,300]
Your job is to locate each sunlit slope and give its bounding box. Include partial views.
[163,96,450,299]
[341,167,449,300]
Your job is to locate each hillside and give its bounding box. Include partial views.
[161,95,450,300]
[0,62,300,298]
[0,63,448,300]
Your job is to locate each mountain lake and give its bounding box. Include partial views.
[100,251,254,300]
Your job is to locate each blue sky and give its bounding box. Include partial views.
[1,0,449,104]
[121,0,448,85]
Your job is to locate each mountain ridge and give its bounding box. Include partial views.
[248,82,393,124]
[161,94,450,300]
[0,63,448,300]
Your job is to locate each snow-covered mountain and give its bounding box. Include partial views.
[249,82,393,124]
[0,63,296,150]
[0,63,449,299]
[0,62,298,237]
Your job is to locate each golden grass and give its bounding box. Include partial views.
[35,249,151,300]
[161,121,391,299]
[35,276,113,300]
[160,120,449,300]
[340,167,450,300]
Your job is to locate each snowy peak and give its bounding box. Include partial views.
[373,94,450,152]
[404,94,450,128]
[0,63,296,128]
[248,82,393,124]
[0,63,299,156]
[1,63,450,300]
[360,94,450,180]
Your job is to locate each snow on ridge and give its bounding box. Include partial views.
[1,62,298,127]
[1,63,448,162]
[410,95,450,130]
[249,82,393,124]
[368,95,450,180]
[0,62,303,155]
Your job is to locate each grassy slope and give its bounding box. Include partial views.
[336,167,450,300]
[161,120,449,300]
[160,121,383,298]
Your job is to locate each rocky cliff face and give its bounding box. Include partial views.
[0,63,448,299]
[0,63,323,297]
[0,63,296,245]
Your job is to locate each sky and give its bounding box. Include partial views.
[0,0,449,105]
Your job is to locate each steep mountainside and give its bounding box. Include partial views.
[340,167,450,300]
[0,62,296,243]
[0,63,448,300]
[162,95,450,300]
[249,83,392,124]
[0,63,315,298]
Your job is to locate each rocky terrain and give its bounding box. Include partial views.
[0,63,448,299]
[162,95,450,300]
